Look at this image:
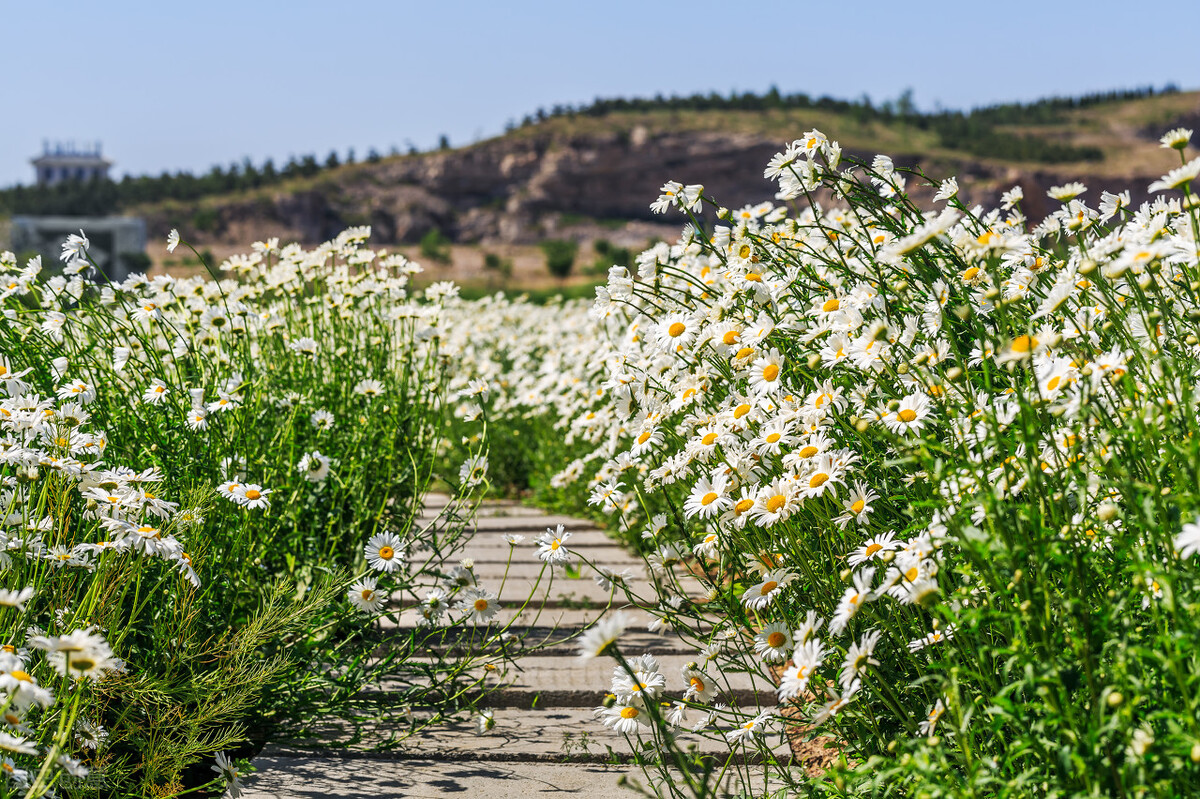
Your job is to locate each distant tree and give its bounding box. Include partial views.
[419,228,452,264]
[483,251,513,285]
[325,150,341,169]
[540,239,578,283]
[438,134,450,151]
[366,148,381,163]
[346,148,356,164]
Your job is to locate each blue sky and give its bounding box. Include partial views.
[4,0,1198,188]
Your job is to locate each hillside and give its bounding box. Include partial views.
[14,88,1200,272]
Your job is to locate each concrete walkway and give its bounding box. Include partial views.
[232,496,791,798]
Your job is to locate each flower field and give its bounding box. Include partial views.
[6,124,1200,798]
[0,230,519,796]
[437,128,1200,797]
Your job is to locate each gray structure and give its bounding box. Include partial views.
[11,216,147,283]
[31,142,112,186]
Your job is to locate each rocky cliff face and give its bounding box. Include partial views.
[144,126,1169,249]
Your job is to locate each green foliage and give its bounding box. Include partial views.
[588,238,632,276]
[420,228,452,264]
[539,239,578,281]
[483,251,513,282]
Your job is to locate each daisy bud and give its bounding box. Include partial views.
[1098,504,1119,522]
[1107,691,1123,707]
[855,419,870,433]
[1078,260,1097,276]
[984,288,1000,301]
[1103,263,1131,280]
[1191,743,1200,763]
[839,568,852,582]
[892,280,909,293]
[945,367,964,381]
[954,304,971,321]
[927,736,940,747]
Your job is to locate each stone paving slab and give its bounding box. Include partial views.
[385,606,705,634]
[407,577,650,607]
[382,653,776,699]
[453,561,647,582]
[445,515,606,533]
[266,707,791,759]
[231,756,642,799]
[231,754,793,799]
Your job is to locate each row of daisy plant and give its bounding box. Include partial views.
[0,226,576,797]
[438,127,1200,797]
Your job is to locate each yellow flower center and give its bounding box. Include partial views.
[962,267,980,281]
[9,670,31,683]
[550,540,561,550]
[864,542,882,557]
[637,431,652,445]
[702,433,718,446]
[690,676,706,691]
[760,581,779,595]
[745,271,762,282]
[668,322,686,338]
[722,330,741,345]
[734,403,752,418]
[736,347,754,359]
[766,495,786,513]
[905,566,919,582]
[809,473,829,488]
[361,589,374,600]
[620,706,640,719]
[473,598,490,612]
[244,490,262,500]
[766,433,782,444]
[378,546,395,560]
[898,409,918,423]
[798,446,818,459]
[762,364,780,382]
[701,492,719,506]
[1011,335,1037,353]
[852,500,866,514]
[766,631,786,648]
[822,298,840,312]
[734,499,755,514]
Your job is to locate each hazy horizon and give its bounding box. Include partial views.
[4,0,1199,189]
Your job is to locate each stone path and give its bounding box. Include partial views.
[232,496,790,798]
